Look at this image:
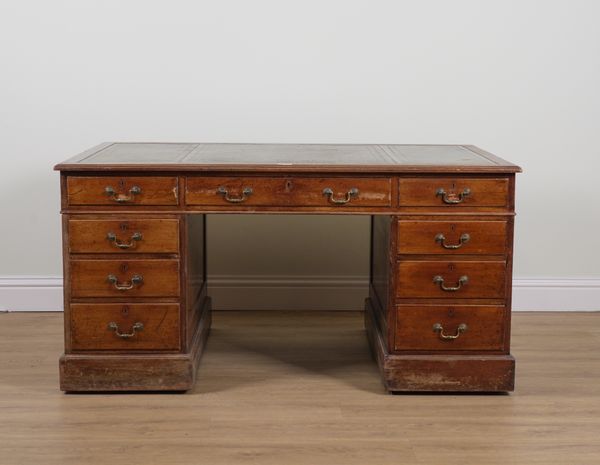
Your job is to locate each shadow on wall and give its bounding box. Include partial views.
[206,214,371,311]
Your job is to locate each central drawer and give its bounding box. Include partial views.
[70,259,180,298]
[185,176,392,207]
[70,303,180,351]
[396,260,507,299]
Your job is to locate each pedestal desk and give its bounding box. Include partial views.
[55,143,521,392]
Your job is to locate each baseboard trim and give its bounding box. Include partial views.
[0,276,63,312]
[208,275,369,311]
[1,275,599,312]
[512,278,600,312]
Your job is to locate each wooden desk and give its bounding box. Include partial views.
[55,143,521,392]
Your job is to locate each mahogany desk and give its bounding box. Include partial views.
[54,143,521,392]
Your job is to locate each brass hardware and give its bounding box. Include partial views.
[433,275,468,292]
[107,232,142,249]
[435,233,470,249]
[107,321,144,338]
[217,186,253,203]
[104,185,142,203]
[436,187,471,204]
[322,187,359,204]
[432,323,468,340]
[107,274,143,291]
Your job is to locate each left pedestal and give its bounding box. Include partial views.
[58,174,209,391]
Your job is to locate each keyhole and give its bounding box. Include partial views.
[120,222,129,231]
[285,179,293,192]
[450,224,456,232]
[451,181,456,190]
[120,263,129,273]
[118,179,126,189]
[448,263,455,272]
[121,306,129,316]
[447,308,455,317]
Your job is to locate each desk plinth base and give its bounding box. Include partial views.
[365,298,515,392]
[59,298,212,392]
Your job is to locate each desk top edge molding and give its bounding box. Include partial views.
[54,143,522,173]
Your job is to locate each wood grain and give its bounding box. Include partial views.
[398,177,509,208]
[185,214,206,347]
[67,176,179,206]
[70,303,180,351]
[396,260,507,299]
[370,215,392,340]
[68,218,179,253]
[70,259,180,298]
[1,310,598,465]
[397,219,507,255]
[394,304,506,351]
[186,176,392,207]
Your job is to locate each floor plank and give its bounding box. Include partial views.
[0,311,599,465]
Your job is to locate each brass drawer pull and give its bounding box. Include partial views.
[106,232,142,249]
[433,323,468,340]
[433,275,468,292]
[436,187,470,204]
[107,321,144,338]
[322,187,359,205]
[217,186,253,203]
[435,233,470,249]
[104,185,142,203]
[107,274,143,290]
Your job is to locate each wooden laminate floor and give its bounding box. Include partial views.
[1,311,599,465]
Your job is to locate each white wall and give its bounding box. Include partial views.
[1,1,599,310]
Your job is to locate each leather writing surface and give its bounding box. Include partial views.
[75,143,498,166]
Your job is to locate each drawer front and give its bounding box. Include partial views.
[67,176,179,206]
[292,177,392,207]
[186,177,291,206]
[186,176,392,207]
[397,220,507,255]
[394,305,506,351]
[69,218,179,254]
[70,259,180,298]
[396,260,506,299]
[399,177,509,208]
[70,303,180,351]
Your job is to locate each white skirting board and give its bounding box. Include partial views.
[1,275,599,312]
